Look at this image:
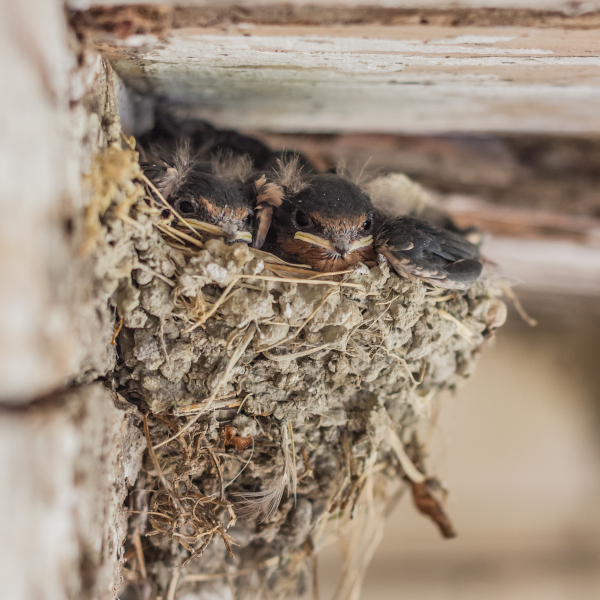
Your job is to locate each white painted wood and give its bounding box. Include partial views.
[438,195,600,296]
[0,0,77,400]
[485,236,600,295]
[107,20,600,134]
[0,1,121,402]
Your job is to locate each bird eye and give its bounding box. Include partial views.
[178,200,195,215]
[363,218,372,231]
[295,210,310,228]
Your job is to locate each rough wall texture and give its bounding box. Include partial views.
[0,385,145,600]
[0,0,77,400]
[0,0,125,402]
[1,3,144,600]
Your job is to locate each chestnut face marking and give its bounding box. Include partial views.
[280,236,376,272]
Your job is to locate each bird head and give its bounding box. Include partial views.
[273,173,376,271]
[171,171,254,244]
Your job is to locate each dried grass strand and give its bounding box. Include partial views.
[241,274,364,289]
[143,414,187,515]
[156,223,204,249]
[140,171,203,242]
[263,343,337,361]
[184,279,238,333]
[387,428,426,484]
[502,282,538,326]
[166,569,180,600]
[182,556,280,583]
[132,531,147,580]
[438,308,477,342]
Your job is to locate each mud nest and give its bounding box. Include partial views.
[91,135,507,600]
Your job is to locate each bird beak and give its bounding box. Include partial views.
[184,218,252,243]
[294,232,373,257]
[234,230,253,243]
[350,235,374,251]
[294,232,336,252]
[330,233,352,259]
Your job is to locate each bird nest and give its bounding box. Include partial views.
[92,134,507,600]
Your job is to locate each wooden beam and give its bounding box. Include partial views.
[71,3,600,134]
[483,236,600,296]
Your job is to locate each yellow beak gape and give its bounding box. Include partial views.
[350,235,374,251]
[294,232,373,252]
[294,231,336,251]
[184,218,252,243]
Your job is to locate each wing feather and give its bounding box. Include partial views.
[375,214,482,289]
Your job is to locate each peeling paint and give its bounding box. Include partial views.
[163,33,556,57]
[94,8,600,134]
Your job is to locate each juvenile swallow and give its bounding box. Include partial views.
[141,142,254,244]
[256,168,482,289]
[260,172,377,272]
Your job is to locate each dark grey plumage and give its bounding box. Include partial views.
[374,214,483,289]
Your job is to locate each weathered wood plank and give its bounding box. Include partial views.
[70,3,600,133]
[441,198,600,296]
[255,132,600,220]
[69,1,600,15]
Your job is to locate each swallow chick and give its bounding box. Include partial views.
[141,141,254,244]
[258,166,482,289]
[259,169,377,272]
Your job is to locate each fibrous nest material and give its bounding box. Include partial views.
[92,134,506,600]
